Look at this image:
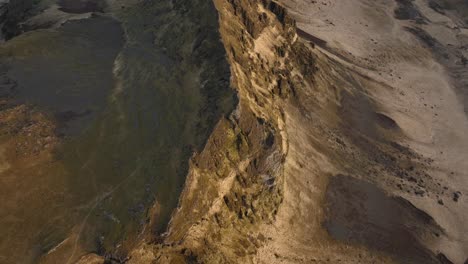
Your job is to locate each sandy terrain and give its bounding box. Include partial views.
[258,0,468,262]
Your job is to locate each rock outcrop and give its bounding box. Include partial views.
[126,0,468,263]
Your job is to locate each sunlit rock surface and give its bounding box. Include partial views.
[1,0,467,263]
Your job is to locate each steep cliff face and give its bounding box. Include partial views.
[125,0,402,263]
[124,0,468,263]
[2,0,466,260]
[128,0,292,262]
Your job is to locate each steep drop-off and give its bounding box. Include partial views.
[1,0,467,263]
[126,0,468,263]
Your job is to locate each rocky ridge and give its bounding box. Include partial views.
[124,0,468,263]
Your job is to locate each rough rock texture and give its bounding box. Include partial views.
[113,0,468,263]
[128,0,407,263]
[128,0,292,262]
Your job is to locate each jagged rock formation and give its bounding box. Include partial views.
[128,0,292,262]
[126,0,468,263]
[2,0,466,263]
